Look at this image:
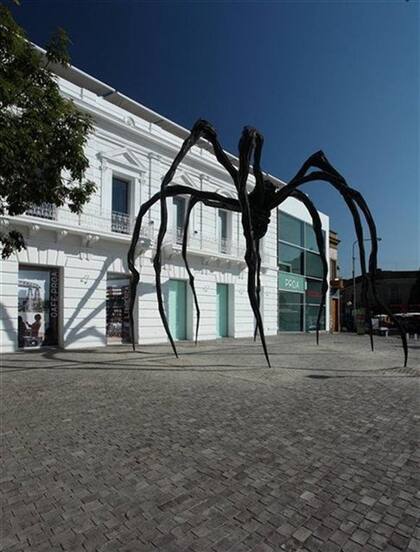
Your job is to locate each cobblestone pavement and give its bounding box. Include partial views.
[1,333,419,552]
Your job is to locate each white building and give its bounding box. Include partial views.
[0,61,329,353]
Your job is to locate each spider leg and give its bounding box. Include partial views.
[128,184,238,353]
[182,196,242,345]
[273,171,372,347]
[127,192,162,351]
[238,127,271,367]
[154,120,238,358]
[351,190,408,366]
[253,239,262,342]
[271,166,407,366]
[287,152,377,351]
[128,185,190,352]
[182,196,201,344]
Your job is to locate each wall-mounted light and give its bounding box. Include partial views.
[80,274,89,284]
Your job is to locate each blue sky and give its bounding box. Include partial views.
[12,0,419,277]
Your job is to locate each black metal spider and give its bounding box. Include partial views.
[127,119,408,368]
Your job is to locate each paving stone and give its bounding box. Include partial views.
[293,527,312,543]
[408,538,420,552]
[390,532,410,550]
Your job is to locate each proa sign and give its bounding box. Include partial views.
[278,271,305,293]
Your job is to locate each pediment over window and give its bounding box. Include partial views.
[98,147,148,172]
[166,172,199,190]
[180,173,198,189]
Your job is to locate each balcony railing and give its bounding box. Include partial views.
[20,204,153,242]
[25,203,56,220]
[163,228,245,260]
[175,226,184,245]
[111,211,130,234]
[219,236,230,254]
[17,205,261,262]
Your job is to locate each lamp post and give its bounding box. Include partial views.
[352,237,382,310]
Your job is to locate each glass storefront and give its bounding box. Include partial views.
[278,211,326,331]
[106,274,131,344]
[278,291,303,331]
[18,266,59,348]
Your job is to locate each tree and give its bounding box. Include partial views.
[0,4,95,258]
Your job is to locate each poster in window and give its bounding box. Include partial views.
[18,267,59,348]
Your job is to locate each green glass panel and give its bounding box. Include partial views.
[306,279,323,305]
[216,284,229,337]
[278,211,304,246]
[305,305,326,331]
[278,243,304,274]
[305,251,323,278]
[278,291,303,331]
[305,223,326,253]
[168,280,186,340]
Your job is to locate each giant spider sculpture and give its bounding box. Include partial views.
[127,119,408,368]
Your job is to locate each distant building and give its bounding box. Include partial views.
[329,230,342,332]
[342,269,420,315]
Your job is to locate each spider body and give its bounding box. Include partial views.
[127,120,408,368]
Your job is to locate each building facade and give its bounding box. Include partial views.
[342,270,420,317]
[329,230,342,332]
[0,62,330,353]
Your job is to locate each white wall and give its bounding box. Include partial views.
[0,72,330,353]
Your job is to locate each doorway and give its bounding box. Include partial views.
[168,279,187,340]
[106,274,130,344]
[216,283,229,337]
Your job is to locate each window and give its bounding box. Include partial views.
[305,251,324,279]
[306,279,323,305]
[330,259,337,280]
[278,243,304,274]
[305,223,326,253]
[305,305,326,331]
[112,177,130,234]
[277,209,327,332]
[218,210,229,253]
[173,197,186,244]
[112,177,129,214]
[278,291,304,331]
[18,266,59,348]
[390,284,401,305]
[278,212,304,247]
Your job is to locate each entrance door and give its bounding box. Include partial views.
[18,266,59,349]
[168,280,187,340]
[331,298,339,332]
[216,283,229,337]
[106,275,130,344]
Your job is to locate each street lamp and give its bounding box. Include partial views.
[352,237,382,310]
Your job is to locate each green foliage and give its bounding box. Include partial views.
[0,5,95,258]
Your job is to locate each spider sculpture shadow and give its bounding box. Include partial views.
[127,119,408,368]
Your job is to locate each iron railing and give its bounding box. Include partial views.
[219,236,230,254]
[164,228,245,260]
[111,211,131,234]
[21,204,154,241]
[175,226,184,245]
[25,203,56,220]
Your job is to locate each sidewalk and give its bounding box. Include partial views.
[1,334,419,551]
